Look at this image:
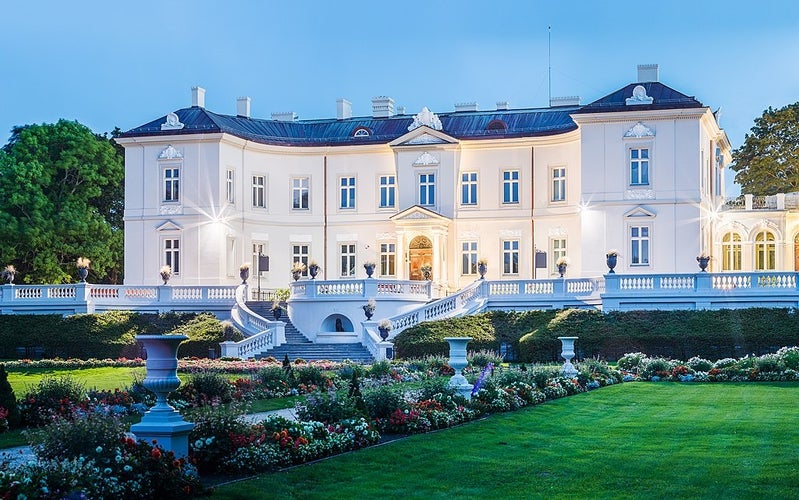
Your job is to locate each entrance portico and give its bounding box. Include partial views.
[390,205,451,292]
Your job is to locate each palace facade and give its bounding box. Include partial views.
[117,64,740,291]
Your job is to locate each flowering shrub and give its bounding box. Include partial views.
[19,376,87,427]
[0,406,8,433]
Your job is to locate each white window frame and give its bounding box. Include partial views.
[502,240,520,275]
[419,172,436,206]
[226,169,235,204]
[379,175,396,209]
[755,230,776,270]
[340,243,356,278]
[163,165,180,203]
[163,238,181,275]
[551,166,566,203]
[340,176,356,209]
[292,176,310,211]
[462,241,478,275]
[722,233,741,271]
[461,172,478,206]
[380,242,396,277]
[291,244,309,278]
[252,242,268,276]
[551,238,567,274]
[252,174,266,208]
[502,170,519,205]
[629,224,651,266]
[629,147,650,186]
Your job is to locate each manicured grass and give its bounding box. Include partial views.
[6,366,145,393]
[214,383,799,499]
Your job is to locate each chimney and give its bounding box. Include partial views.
[550,96,581,107]
[397,105,406,115]
[237,97,251,118]
[336,98,352,120]
[191,86,206,108]
[371,96,395,118]
[496,101,510,111]
[271,111,298,122]
[637,64,659,82]
[455,102,479,112]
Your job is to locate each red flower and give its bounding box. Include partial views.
[151,448,162,459]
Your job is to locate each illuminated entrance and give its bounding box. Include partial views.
[408,235,433,281]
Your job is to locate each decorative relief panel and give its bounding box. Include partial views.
[413,151,440,166]
[624,122,655,138]
[407,107,442,131]
[158,145,183,159]
[160,112,185,130]
[406,133,446,145]
[375,232,396,240]
[547,227,567,237]
[624,189,656,200]
[625,85,654,105]
[499,229,522,238]
[159,204,183,215]
[460,231,479,239]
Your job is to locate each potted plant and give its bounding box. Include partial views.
[420,264,432,280]
[477,258,488,279]
[696,253,711,272]
[291,261,306,281]
[556,256,570,278]
[76,257,90,282]
[2,265,15,285]
[271,300,283,320]
[377,318,393,341]
[160,265,172,285]
[363,261,376,278]
[308,260,320,279]
[605,250,618,274]
[239,262,251,284]
[363,298,376,319]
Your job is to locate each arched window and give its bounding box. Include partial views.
[721,232,741,271]
[755,230,776,270]
[486,120,507,132]
[353,127,371,138]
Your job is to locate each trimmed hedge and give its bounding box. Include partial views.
[0,311,241,360]
[394,308,799,362]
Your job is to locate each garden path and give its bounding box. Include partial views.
[0,408,298,467]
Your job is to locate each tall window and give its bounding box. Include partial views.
[630,226,650,265]
[252,175,265,208]
[552,167,566,202]
[502,170,519,204]
[551,238,567,273]
[462,241,478,275]
[164,167,180,202]
[379,175,396,208]
[252,243,267,276]
[164,239,180,275]
[630,148,650,185]
[340,177,356,209]
[226,169,235,204]
[755,230,776,270]
[380,243,396,276]
[419,173,435,206]
[292,177,309,210]
[461,172,478,205]
[722,233,742,271]
[340,243,356,277]
[291,244,309,277]
[503,240,519,275]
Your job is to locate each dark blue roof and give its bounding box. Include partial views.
[120,81,707,146]
[574,82,704,114]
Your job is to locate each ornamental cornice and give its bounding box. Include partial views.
[570,107,707,124]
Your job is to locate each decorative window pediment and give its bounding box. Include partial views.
[155,220,183,231]
[624,206,656,218]
[158,145,183,159]
[625,85,654,105]
[160,112,185,131]
[624,122,655,138]
[413,151,440,166]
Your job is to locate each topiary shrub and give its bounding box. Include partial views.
[168,312,243,358]
[0,364,21,429]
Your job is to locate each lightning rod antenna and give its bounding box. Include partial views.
[548,25,552,106]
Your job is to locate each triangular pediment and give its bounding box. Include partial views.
[390,205,451,223]
[389,126,458,147]
[624,206,656,218]
[155,219,183,231]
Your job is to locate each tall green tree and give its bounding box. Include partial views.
[0,120,124,283]
[731,102,799,195]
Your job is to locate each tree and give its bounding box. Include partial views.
[731,102,799,195]
[0,120,124,283]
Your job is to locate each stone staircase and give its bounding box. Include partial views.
[245,301,374,363]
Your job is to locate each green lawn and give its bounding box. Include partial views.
[6,366,145,393]
[214,383,799,499]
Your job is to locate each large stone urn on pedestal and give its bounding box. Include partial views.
[558,336,579,377]
[445,337,473,399]
[130,335,194,458]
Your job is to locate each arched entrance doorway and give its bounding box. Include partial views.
[408,235,433,280]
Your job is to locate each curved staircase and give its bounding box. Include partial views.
[245,301,374,363]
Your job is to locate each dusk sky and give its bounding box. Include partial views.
[2,1,798,194]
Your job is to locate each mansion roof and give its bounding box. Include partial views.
[121,82,705,147]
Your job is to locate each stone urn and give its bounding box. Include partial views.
[308,264,320,279]
[697,256,710,272]
[292,271,301,281]
[445,337,473,399]
[606,254,617,274]
[558,336,578,377]
[557,264,567,278]
[478,263,487,279]
[130,334,193,458]
[78,267,89,282]
[272,306,282,321]
[364,263,375,278]
[363,304,375,320]
[240,267,250,284]
[378,327,390,341]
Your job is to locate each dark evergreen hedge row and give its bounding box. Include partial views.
[393,308,799,362]
[0,312,241,360]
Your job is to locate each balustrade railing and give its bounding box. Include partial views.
[290,278,431,300]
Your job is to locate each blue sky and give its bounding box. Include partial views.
[2,1,798,194]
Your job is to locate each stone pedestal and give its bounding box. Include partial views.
[558,336,578,377]
[445,337,473,399]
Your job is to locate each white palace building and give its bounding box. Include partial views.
[117,64,750,291]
